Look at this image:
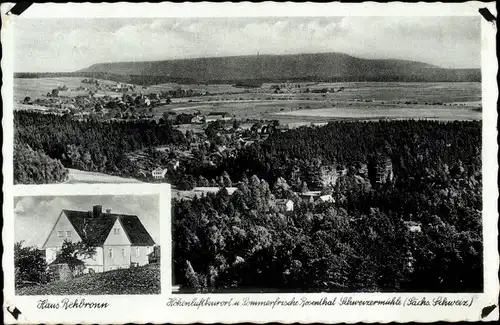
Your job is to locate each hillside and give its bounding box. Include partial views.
[78,52,480,83]
[16,263,160,295]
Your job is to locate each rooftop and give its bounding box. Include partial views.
[62,208,155,247]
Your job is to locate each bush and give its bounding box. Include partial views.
[15,241,50,289]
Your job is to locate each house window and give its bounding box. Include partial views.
[136,247,140,257]
[109,248,113,259]
[121,248,125,257]
[57,231,63,238]
[114,228,120,235]
[66,230,72,237]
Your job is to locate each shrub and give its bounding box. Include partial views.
[15,241,50,289]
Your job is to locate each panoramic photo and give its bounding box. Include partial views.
[13,16,482,293]
[14,194,160,295]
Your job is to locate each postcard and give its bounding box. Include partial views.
[2,1,498,323]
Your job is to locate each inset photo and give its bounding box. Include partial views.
[14,193,161,295]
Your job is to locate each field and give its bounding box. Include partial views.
[136,81,482,122]
[14,103,49,111]
[14,77,123,102]
[15,77,481,123]
[142,82,249,95]
[66,168,142,184]
[275,105,481,121]
[16,263,160,295]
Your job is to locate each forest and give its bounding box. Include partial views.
[201,120,480,191]
[13,111,482,292]
[14,111,186,183]
[173,120,482,293]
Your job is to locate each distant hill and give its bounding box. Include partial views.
[77,52,480,83]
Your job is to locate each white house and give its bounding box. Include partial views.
[205,113,230,123]
[318,194,335,203]
[137,95,151,107]
[192,187,238,195]
[191,115,205,124]
[404,221,422,233]
[299,191,321,203]
[168,160,180,171]
[152,167,168,179]
[276,199,294,212]
[42,205,155,273]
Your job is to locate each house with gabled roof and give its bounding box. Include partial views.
[152,167,168,179]
[318,194,335,203]
[42,205,155,273]
[276,199,294,212]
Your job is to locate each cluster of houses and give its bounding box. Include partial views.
[144,118,292,186]
[190,112,232,124]
[81,79,136,93]
[20,88,164,119]
[108,82,136,93]
[159,87,208,99]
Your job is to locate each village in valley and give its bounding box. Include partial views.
[17,76,407,216]
[16,71,469,229]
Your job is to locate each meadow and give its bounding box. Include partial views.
[14,77,123,102]
[143,81,482,122]
[66,168,143,184]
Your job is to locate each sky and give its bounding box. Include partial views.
[14,195,160,248]
[13,16,480,72]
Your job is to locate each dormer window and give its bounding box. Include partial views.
[114,228,120,235]
[57,231,63,238]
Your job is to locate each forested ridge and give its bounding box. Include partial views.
[16,53,480,85]
[80,52,480,83]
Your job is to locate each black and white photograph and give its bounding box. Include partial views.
[14,194,161,295]
[11,15,483,294]
[2,2,498,323]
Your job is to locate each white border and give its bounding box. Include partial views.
[2,1,498,323]
[481,3,499,320]
[0,2,493,18]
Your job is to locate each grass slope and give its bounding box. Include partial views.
[66,168,143,184]
[16,263,160,295]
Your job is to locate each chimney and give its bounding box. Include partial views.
[105,208,111,214]
[93,205,102,218]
